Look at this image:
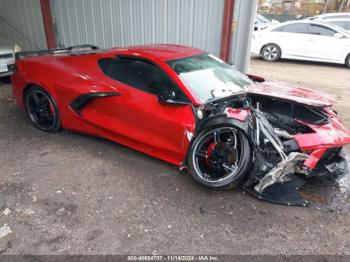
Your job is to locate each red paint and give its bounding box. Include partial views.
[40,0,57,49]
[294,117,350,168]
[11,45,202,166]
[226,108,250,121]
[10,45,350,170]
[294,119,350,152]
[111,45,204,62]
[304,149,327,169]
[247,74,266,83]
[248,81,335,107]
[220,0,235,62]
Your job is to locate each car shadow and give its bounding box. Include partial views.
[0,76,11,86]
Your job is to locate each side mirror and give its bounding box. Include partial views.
[334,33,344,39]
[247,74,265,83]
[157,90,189,105]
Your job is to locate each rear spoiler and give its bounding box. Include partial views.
[15,44,99,59]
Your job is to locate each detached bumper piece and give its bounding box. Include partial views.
[244,106,349,206]
[243,176,307,206]
[243,152,309,206]
[244,149,348,206]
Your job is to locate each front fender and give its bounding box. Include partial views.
[182,112,253,168]
[196,114,250,135]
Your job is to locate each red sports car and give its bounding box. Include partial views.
[11,44,350,205]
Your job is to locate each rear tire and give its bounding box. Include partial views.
[261,43,281,62]
[187,125,252,190]
[24,85,61,132]
[346,54,350,69]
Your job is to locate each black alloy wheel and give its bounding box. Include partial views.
[187,126,251,189]
[24,86,61,132]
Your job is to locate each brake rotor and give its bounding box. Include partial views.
[208,143,238,172]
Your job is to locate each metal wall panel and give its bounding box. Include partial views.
[0,0,47,50]
[231,0,257,73]
[50,0,225,56]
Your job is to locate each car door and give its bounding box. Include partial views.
[270,23,309,58]
[82,56,196,165]
[304,24,345,62]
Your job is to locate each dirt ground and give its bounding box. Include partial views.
[0,58,350,256]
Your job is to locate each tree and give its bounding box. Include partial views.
[338,0,349,11]
[322,0,331,13]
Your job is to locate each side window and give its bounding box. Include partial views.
[309,24,336,36]
[281,23,309,34]
[99,58,188,102]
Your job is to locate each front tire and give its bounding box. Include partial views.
[261,43,281,62]
[24,86,61,132]
[187,125,252,189]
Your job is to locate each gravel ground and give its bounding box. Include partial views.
[0,58,349,256]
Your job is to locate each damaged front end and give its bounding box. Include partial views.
[242,90,350,206]
[187,84,350,206]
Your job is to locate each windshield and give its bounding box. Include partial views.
[167,53,254,103]
[256,13,271,24]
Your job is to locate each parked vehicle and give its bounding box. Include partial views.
[254,13,280,31]
[308,12,350,20]
[0,41,16,78]
[11,44,350,205]
[324,18,350,32]
[251,20,350,68]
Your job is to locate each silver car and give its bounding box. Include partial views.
[0,42,15,78]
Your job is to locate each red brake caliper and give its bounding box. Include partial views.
[48,102,55,116]
[206,143,216,165]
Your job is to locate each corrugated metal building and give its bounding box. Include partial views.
[0,0,256,72]
[51,0,225,57]
[0,0,47,50]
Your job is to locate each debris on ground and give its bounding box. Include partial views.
[23,208,35,216]
[0,224,12,239]
[1,208,11,216]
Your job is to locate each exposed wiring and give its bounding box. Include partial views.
[0,16,40,49]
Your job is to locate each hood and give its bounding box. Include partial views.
[247,81,335,107]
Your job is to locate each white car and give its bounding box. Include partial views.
[308,12,350,20]
[251,20,350,68]
[324,18,350,32]
[254,13,280,31]
[0,42,15,77]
